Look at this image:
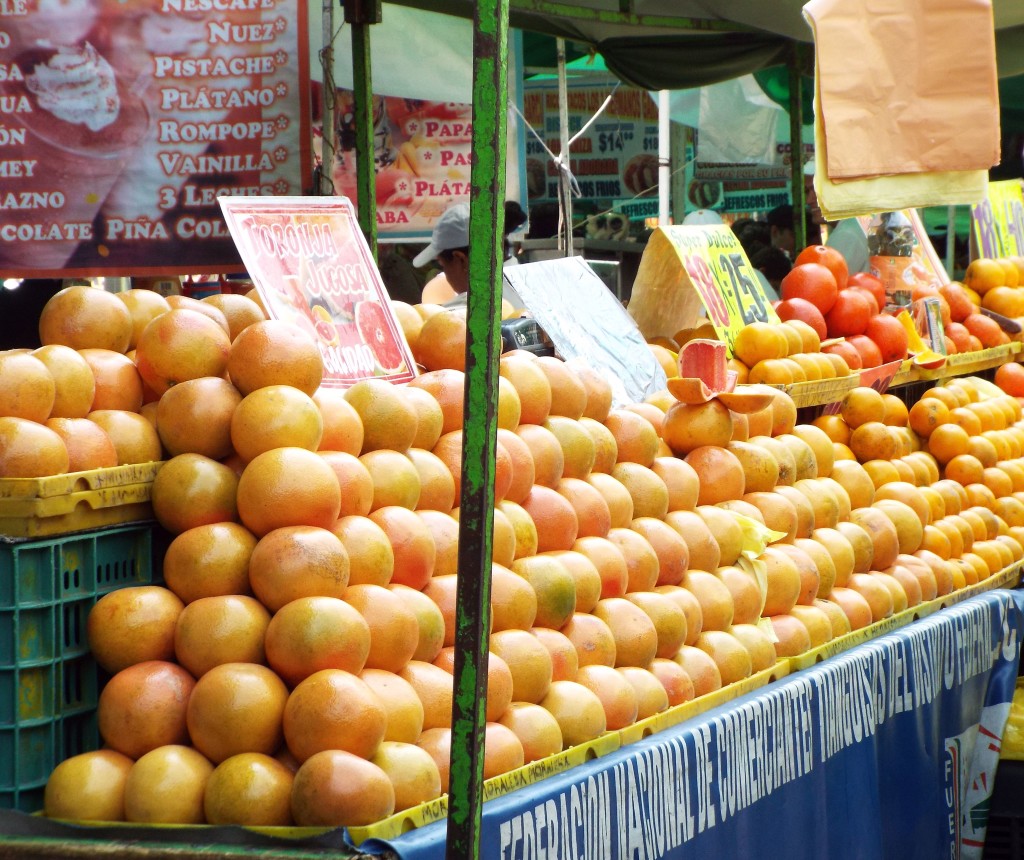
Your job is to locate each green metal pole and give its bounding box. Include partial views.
[788,45,806,251]
[349,18,378,259]
[446,0,508,855]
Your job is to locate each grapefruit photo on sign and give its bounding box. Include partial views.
[311,305,340,347]
[355,301,408,375]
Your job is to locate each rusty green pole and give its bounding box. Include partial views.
[345,0,379,259]
[446,0,508,855]
[788,44,807,251]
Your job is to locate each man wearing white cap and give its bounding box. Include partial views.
[413,203,524,308]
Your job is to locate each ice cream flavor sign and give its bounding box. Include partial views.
[0,0,310,277]
[220,195,416,387]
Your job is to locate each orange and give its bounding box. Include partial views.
[539,679,607,747]
[44,749,134,822]
[694,630,754,684]
[186,662,288,763]
[546,550,602,614]
[908,397,949,437]
[499,702,564,764]
[162,522,256,604]
[571,534,630,600]
[630,517,690,587]
[151,453,239,535]
[173,594,269,678]
[166,295,230,332]
[86,409,162,465]
[840,386,886,428]
[391,301,424,353]
[544,415,597,478]
[768,614,814,657]
[39,285,133,353]
[123,745,213,824]
[201,293,265,339]
[521,485,579,553]
[732,321,788,366]
[359,668,425,744]
[484,628,551,705]
[625,589,688,658]
[795,244,849,290]
[415,509,460,576]
[391,583,447,663]
[574,664,639,730]
[560,611,617,669]
[510,554,577,629]
[230,384,323,463]
[31,344,95,419]
[604,408,660,467]
[412,308,468,371]
[248,525,349,611]
[291,749,395,826]
[203,752,294,826]
[536,356,587,419]
[319,452,374,518]
[345,583,421,674]
[963,258,1006,294]
[499,499,540,559]
[649,657,696,705]
[849,507,900,570]
[264,596,370,686]
[407,369,467,435]
[611,462,670,519]
[650,456,700,512]
[673,645,723,697]
[945,454,985,486]
[368,505,437,589]
[97,661,195,759]
[236,447,341,536]
[497,427,536,504]
[283,667,390,763]
[313,388,365,455]
[592,596,658,668]
[683,446,744,506]
[995,362,1024,397]
[499,354,552,425]
[515,424,565,489]
[556,477,612,538]
[780,262,839,314]
[964,313,1009,348]
[585,472,634,528]
[530,626,580,683]
[0,351,56,423]
[85,587,181,672]
[617,666,670,718]
[155,376,241,460]
[117,289,172,349]
[326,517,393,587]
[661,399,733,456]
[400,660,455,731]
[226,320,323,396]
[566,358,614,422]
[355,448,422,511]
[371,742,443,813]
[79,348,143,413]
[415,728,454,793]
[606,526,660,592]
[134,308,231,397]
[45,417,117,472]
[343,378,419,453]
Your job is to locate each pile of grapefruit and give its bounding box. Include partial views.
[12,285,1021,832]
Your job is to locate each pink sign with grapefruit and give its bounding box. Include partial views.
[219,196,416,387]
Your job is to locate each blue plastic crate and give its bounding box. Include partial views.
[0,525,155,812]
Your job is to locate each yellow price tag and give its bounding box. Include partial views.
[660,225,780,356]
[971,179,1024,259]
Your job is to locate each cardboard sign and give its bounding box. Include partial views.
[501,256,667,407]
[0,2,309,278]
[971,179,1024,259]
[629,225,779,356]
[219,197,416,388]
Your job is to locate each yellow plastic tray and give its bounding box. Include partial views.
[890,342,1020,386]
[781,375,859,409]
[0,462,162,500]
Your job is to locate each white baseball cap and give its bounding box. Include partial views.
[682,209,723,226]
[413,203,470,267]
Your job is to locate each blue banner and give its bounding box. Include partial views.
[368,590,1024,860]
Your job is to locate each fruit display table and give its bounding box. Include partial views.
[366,588,1024,860]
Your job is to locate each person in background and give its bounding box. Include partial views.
[805,162,869,274]
[414,202,524,308]
[377,244,425,305]
[503,200,529,265]
[766,205,797,257]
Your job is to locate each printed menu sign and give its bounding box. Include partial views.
[971,179,1024,259]
[329,91,474,237]
[219,196,416,388]
[0,0,310,278]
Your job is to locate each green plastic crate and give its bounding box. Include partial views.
[0,525,155,812]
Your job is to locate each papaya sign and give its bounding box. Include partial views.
[219,196,416,387]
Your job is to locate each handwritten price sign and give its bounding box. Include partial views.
[971,180,1024,259]
[662,225,779,356]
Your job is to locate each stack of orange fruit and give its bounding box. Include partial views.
[22,287,1023,831]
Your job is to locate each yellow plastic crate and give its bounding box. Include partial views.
[0,463,162,538]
